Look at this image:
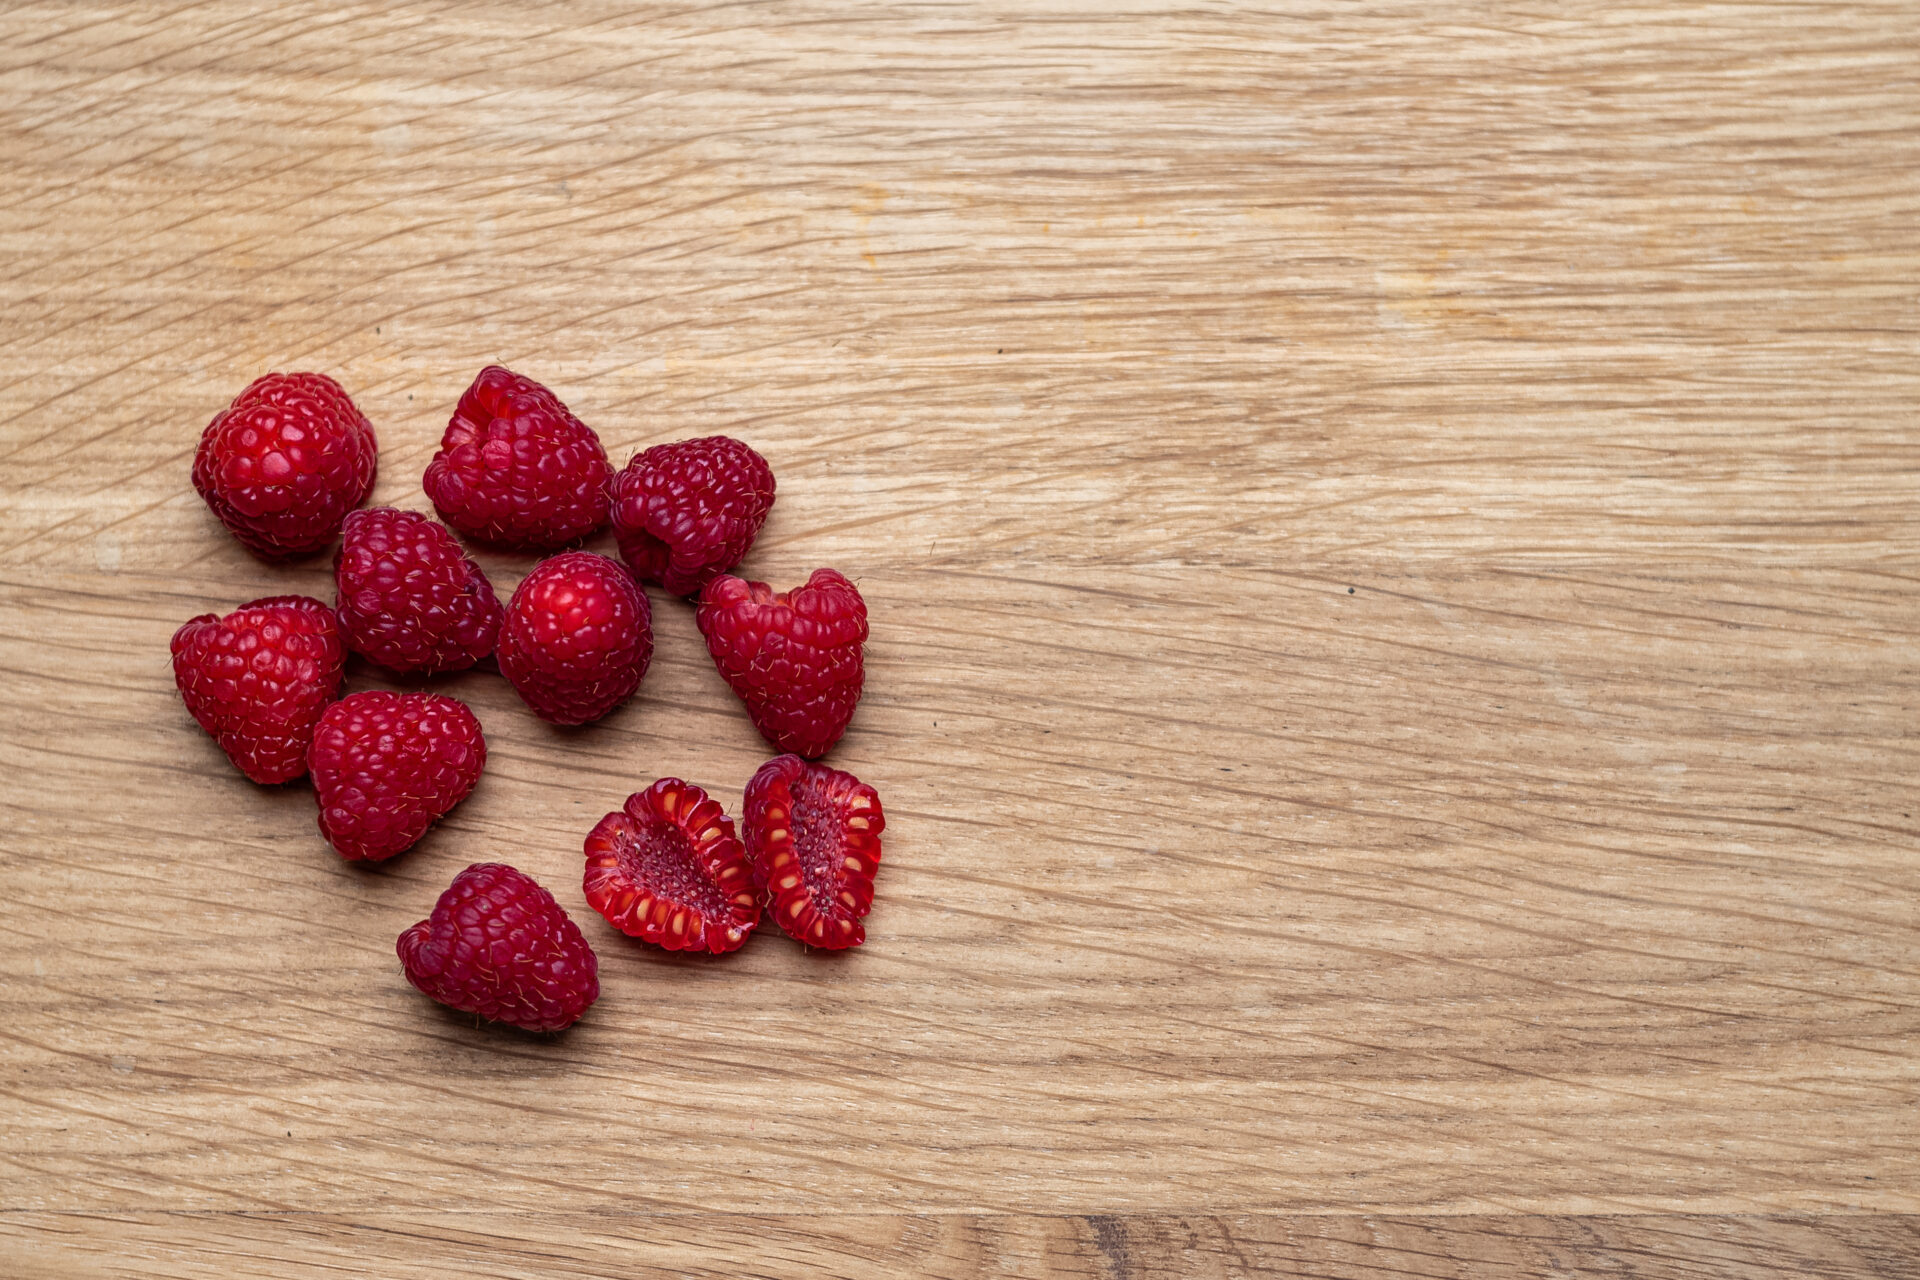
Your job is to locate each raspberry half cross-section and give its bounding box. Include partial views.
[744,754,885,949]
[583,778,759,954]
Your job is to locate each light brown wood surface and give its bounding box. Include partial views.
[3,3,1918,1276]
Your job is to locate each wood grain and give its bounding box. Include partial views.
[2,1,1917,1275]
[7,1213,1920,1279]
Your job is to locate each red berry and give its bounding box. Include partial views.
[333,508,503,674]
[695,569,867,758]
[583,778,759,954]
[497,552,652,725]
[744,755,885,950]
[192,372,378,558]
[170,595,345,783]
[309,691,487,862]
[422,366,612,550]
[611,436,775,596]
[398,863,599,1032]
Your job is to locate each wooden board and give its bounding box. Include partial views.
[3,2,1917,1275]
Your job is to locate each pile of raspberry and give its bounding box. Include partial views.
[175,368,884,1032]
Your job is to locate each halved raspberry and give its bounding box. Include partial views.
[582,778,759,954]
[743,755,884,949]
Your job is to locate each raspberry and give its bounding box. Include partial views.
[309,691,487,862]
[610,436,775,596]
[422,366,612,550]
[695,568,868,758]
[583,778,759,954]
[397,863,599,1032]
[744,755,885,950]
[192,372,378,558]
[496,552,652,725]
[333,508,503,674]
[170,595,345,783]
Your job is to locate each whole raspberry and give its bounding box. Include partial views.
[744,755,885,950]
[333,508,503,674]
[192,372,378,558]
[171,595,345,783]
[309,691,487,862]
[497,552,652,725]
[583,778,759,954]
[611,436,775,596]
[422,366,612,550]
[695,569,867,758]
[398,863,599,1032]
